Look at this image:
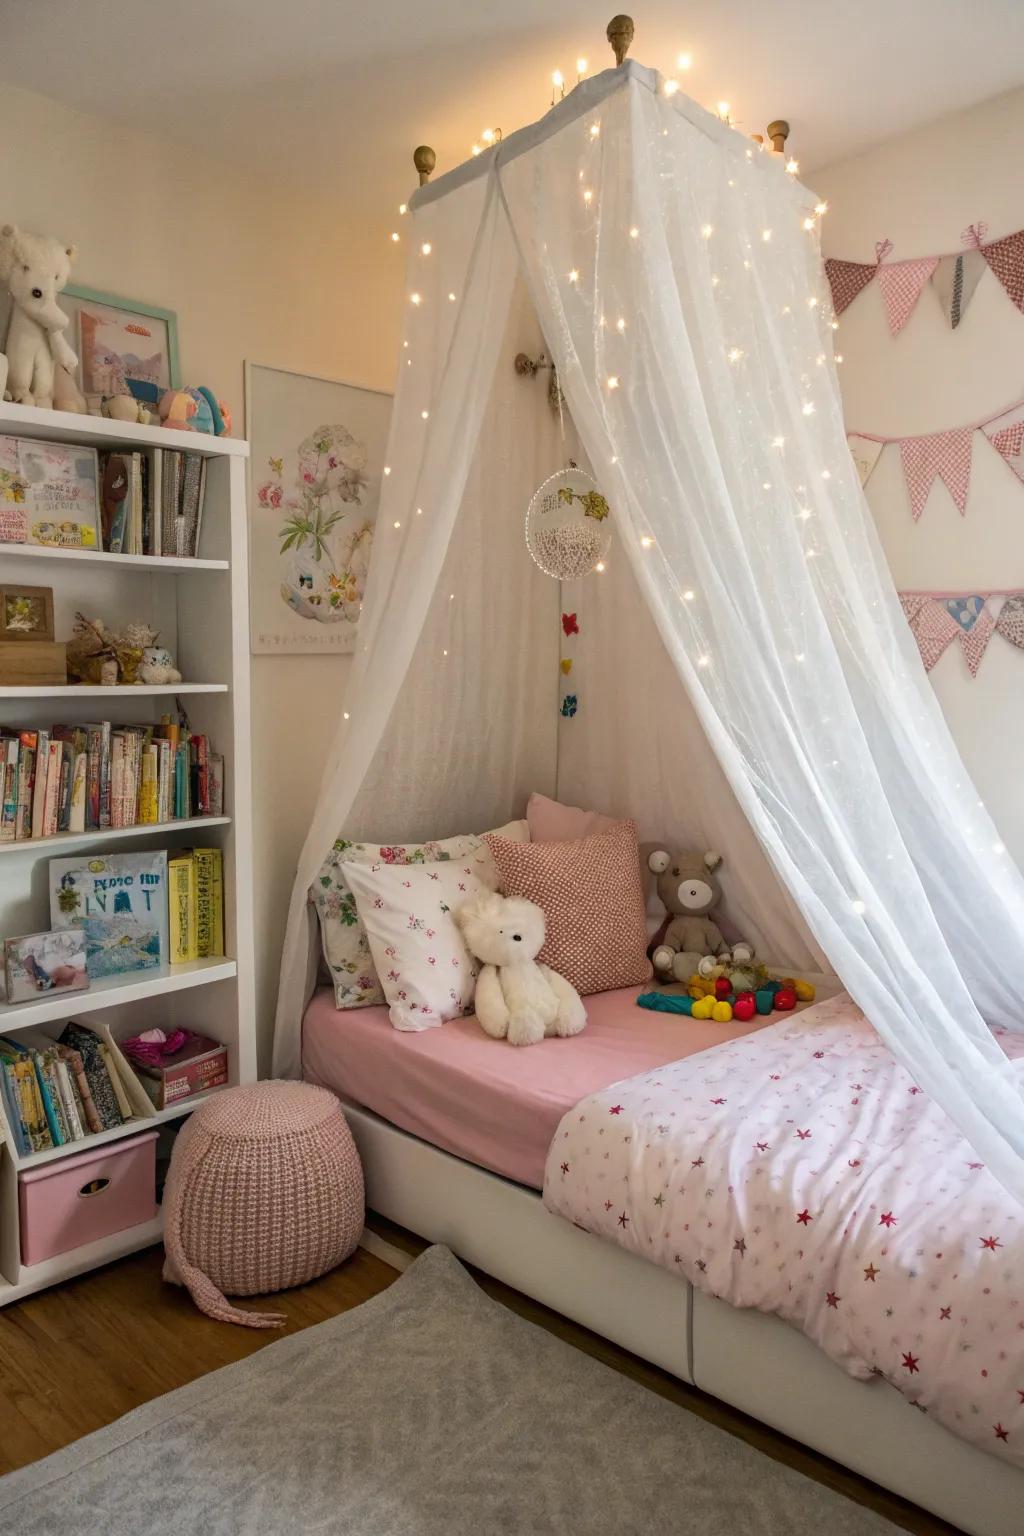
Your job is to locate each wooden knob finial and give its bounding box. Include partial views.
[607,14,634,66]
[413,145,436,185]
[766,120,790,155]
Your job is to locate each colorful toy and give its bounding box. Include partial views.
[774,985,797,1011]
[711,999,733,1023]
[0,224,78,409]
[159,385,231,437]
[755,987,775,1015]
[691,995,715,1020]
[635,992,694,1016]
[733,992,757,1021]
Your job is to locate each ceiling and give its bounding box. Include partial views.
[5,0,1024,224]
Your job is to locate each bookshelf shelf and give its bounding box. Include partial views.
[0,543,229,572]
[0,957,237,1031]
[0,815,230,856]
[0,683,229,698]
[0,402,255,1302]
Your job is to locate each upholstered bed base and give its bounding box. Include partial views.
[343,1098,1023,1536]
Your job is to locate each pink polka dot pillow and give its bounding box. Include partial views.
[484,821,650,997]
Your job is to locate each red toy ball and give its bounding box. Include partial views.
[733,993,757,1022]
[774,986,797,1011]
[714,976,732,1000]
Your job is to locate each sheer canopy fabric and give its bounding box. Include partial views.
[275,63,1024,1200]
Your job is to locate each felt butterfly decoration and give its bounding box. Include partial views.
[560,693,578,718]
[560,658,573,675]
[562,612,580,636]
[269,456,284,475]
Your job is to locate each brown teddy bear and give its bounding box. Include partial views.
[647,848,754,984]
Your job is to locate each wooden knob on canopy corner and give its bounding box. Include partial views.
[413,145,436,186]
[607,14,634,66]
[766,120,790,155]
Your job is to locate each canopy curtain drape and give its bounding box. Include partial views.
[496,66,1024,1196]
[275,61,1024,1200]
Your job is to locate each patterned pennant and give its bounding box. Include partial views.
[824,258,877,316]
[946,598,996,677]
[907,599,959,670]
[981,405,1024,487]
[898,592,926,624]
[877,257,939,335]
[931,250,987,329]
[981,229,1024,314]
[847,434,885,488]
[995,595,1024,650]
[898,429,974,520]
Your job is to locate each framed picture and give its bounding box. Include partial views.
[0,584,54,642]
[245,363,392,654]
[4,928,89,1005]
[60,285,180,409]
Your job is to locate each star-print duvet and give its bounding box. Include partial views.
[543,993,1024,1466]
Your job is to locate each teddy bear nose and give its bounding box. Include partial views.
[31,288,43,299]
[512,934,522,942]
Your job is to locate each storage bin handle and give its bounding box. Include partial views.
[78,1177,111,1198]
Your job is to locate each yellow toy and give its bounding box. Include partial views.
[711,999,733,1023]
[691,995,715,1020]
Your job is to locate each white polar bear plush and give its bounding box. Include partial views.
[0,225,78,409]
[455,890,587,1047]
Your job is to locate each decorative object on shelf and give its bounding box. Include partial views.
[101,391,152,424]
[58,284,180,413]
[0,433,101,548]
[825,223,1024,333]
[0,639,67,686]
[162,1080,364,1327]
[0,224,78,409]
[526,464,612,580]
[3,927,89,1004]
[50,849,169,978]
[0,583,54,642]
[139,642,182,685]
[246,363,391,654]
[159,385,229,436]
[65,613,181,686]
[898,588,1024,676]
[847,395,1024,515]
[122,1028,228,1109]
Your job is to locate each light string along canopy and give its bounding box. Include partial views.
[276,20,1024,1204]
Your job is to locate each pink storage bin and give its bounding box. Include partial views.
[18,1129,159,1266]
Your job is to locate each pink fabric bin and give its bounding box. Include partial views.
[18,1129,159,1266]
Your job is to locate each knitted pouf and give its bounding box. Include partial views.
[163,1080,364,1329]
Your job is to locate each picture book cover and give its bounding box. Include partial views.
[49,851,168,977]
[4,927,89,1004]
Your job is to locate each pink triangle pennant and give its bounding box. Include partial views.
[995,595,1024,650]
[898,429,974,521]
[957,603,995,677]
[898,592,926,624]
[981,229,1024,314]
[877,257,939,335]
[981,405,1024,486]
[824,258,877,316]
[907,599,959,671]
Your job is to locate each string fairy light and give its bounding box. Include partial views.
[716,101,731,122]
[576,57,588,80]
[410,292,421,305]
[551,68,564,105]
[785,158,800,175]
[677,51,693,70]
[664,79,680,96]
[590,122,600,137]
[390,232,400,243]
[420,242,432,255]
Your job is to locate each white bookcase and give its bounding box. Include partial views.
[0,401,255,1304]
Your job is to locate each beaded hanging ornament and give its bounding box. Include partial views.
[526,465,612,580]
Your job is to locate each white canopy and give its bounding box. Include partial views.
[274,61,1024,1200]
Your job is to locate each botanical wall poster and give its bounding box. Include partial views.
[245,363,392,654]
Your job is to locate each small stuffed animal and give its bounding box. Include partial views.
[455,890,586,1046]
[648,848,754,985]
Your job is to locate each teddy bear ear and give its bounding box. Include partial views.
[704,851,722,872]
[647,849,670,874]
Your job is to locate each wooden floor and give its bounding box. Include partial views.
[0,1223,961,1536]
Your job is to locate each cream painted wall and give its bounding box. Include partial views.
[0,87,403,1068]
[814,86,1024,869]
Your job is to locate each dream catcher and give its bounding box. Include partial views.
[525,464,612,581]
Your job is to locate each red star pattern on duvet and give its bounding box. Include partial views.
[542,993,1024,1468]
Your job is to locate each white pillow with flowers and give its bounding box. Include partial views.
[343,858,489,1031]
[312,821,528,1009]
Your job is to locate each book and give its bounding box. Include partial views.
[168,850,197,963]
[54,1056,86,1141]
[129,452,143,556]
[99,1041,133,1120]
[0,1044,53,1152]
[0,1059,30,1156]
[179,454,202,558]
[194,847,224,957]
[161,451,182,557]
[149,448,163,556]
[30,728,49,839]
[58,1023,124,1131]
[41,739,62,837]
[1,436,101,550]
[128,1033,228,1109]
[15,730,36,839]
[69,750,87,833]
[0,736,18,841]
[208,753,224,817]
[50,851,169,978]
[58,1043,102,1134]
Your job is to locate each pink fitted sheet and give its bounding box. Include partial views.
[302,985,768,1189]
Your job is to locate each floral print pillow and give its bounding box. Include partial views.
[312,821,528,1009]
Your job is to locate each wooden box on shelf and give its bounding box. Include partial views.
[0,640,67,686]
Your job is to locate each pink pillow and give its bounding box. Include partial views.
[526,791,617,843]
[485,821,651,997]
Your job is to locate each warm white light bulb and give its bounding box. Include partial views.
[785,158,799,175]
[629,226,639,239]
[577,57,587,75]
[552,69,563,87]
[568,268,580,283]
[851,899,866,915]
[448,291,456,302]
[802,402,815,415]
[772,435,786,448]
[607,375,620,389]
[398,203,407,214]
[390,232,400,242]
[697,655,710,667]
[762,228,772,242]
[803,217,816,231]
[583,188,593,204]
[383,466,391,476]
[677,51,692,70]
[815,201,829,216]
[343,711,350,720]
[701,223,714,238]
[808,296,818,307]
[717,101,730,120]
[640,535,653,548]
[590,122,600,137]
[471,144,481,156]
[683,589,695,600]
[393,520,401,528]
[616,317,626,332]
[727,346,743,362]
[664,78,679,96]
[421,409,429,419]
[421,242,432,255]
[410,292,421,305]
[595,561,606,572]
[482,128,495,144]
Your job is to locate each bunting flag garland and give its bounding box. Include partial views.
[899,590,1024,677]
[850,397,1024,517]
[825,223,1024,332]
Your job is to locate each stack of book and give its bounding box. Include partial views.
[168,848,225,962]
[98,448,209,558]
[0,717,224,840]
[0,1021,142,1156]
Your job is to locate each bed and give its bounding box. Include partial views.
[303,986,1024,1536]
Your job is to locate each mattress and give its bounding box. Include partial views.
[302,985,768,1189]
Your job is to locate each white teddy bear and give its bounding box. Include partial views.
[0,224,78,409]
[455,890,587,1047]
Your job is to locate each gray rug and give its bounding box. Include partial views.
[0,1246,896,1535]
